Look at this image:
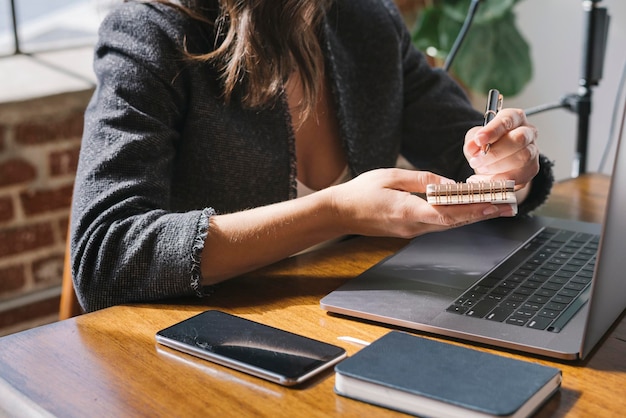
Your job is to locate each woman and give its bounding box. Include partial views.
[71,0,553,312]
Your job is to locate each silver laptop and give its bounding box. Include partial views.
[321,136,626,360]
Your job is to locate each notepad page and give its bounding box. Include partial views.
[427,180,516,205]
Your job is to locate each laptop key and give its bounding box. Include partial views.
[465,299,498,318]
[546,302,567,311]
[572,232,593,242]
[513,287,534,296]
[571,276,592,285]
[542,282,563,291]
[498,280,519,289]
[520,281,540,290]
[486,306,514,322]
[528,273,550,283]
[515,308,536,318]
[522,302,541,311]
[485,294,504,303]
[538,308,560,319]
[446,305,469,315]
[527,294,550,304]
[527,316,553,330]
[507,293,527,302]
[567,259,587,268]
[461,290,486,300]
[501,299,522,309]
[552,294,573,304]
[490,286,513,296]
[462,298,478,307]
[547,276,568,285]
[535,288,557,298]
[506,316,528,326]
[555,270,575,278]
[564,282,586,291]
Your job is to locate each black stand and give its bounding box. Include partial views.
[525,0,609,177]
[9,0,21,54]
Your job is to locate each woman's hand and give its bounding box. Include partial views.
[326,168,516,239]
[464,108,539,190]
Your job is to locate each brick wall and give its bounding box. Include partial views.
[0,90,92,336]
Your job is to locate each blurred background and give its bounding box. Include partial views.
[0,0,114,55]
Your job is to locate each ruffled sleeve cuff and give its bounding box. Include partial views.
[190,207,217,297]
[517,154,555,216]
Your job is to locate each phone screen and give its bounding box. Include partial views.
[156,310,347,386]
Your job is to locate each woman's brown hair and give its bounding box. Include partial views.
[149,0,333,120]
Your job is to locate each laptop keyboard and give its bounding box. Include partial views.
[446,227,599,333]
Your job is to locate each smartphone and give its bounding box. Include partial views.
[155,310,347,386]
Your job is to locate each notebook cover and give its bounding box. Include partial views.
[334,331,561,417]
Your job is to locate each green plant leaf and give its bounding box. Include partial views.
[411,7,445,57]
[450,11,532,96]
[410,1,532,97]
[441,0,517,24]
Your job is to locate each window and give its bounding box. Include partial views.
[0,0,114,56]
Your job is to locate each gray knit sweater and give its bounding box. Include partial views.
[72,0,553,312]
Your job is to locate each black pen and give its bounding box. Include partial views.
[482,88,503,154]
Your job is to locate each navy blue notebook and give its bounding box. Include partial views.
[334,331,561,418]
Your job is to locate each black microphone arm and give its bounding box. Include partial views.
[443,0,482,72]
[525,0,610,177]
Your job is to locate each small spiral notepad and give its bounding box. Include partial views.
[426,180,516,205]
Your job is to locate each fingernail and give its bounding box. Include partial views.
[508,204,518,216]
[474,132,487,147]
[469,155,484,168]
[483,205,499,216]
[500,204,518,217]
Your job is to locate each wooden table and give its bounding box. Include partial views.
[1,174,624,417]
